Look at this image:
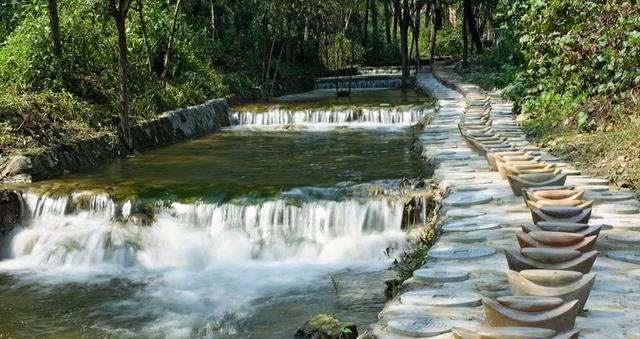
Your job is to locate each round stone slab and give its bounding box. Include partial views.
[606,250,640,264]
[401,290,482,307]
[446,209,487,219]
[570,178,609,185]
[454,185,489,192]
[598,204,640,215]
[586,191,636,202]
[413,268,470,283]
[428,247,496,260]
[434,154,470,161]
[607,233,640,244]
[628,269,640,281]
[579,185,610,192]
[444,194,493,207]
[440,162,470,168]
[425,135,449,141]
[434,150,457,156]
[442,220,501,233]
[445,233,488,243]
[627,326,640,339]
[387,319,452,338]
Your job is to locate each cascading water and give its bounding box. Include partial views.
[0,89,434,338]
[314,77,406,90]
[8,189,418,266]
[230,105,431,126]
[0,185,426,337]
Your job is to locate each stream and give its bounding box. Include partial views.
[0,89,434,338]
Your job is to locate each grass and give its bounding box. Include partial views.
[534,114,640,190]
[0,90,116,155]
[328,273,340,296]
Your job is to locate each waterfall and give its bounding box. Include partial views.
[3,191,421,268]
[231,105,431,126]
[315,78,406,90]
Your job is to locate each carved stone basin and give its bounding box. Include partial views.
[482,296,580,332]
[486,151,530,170]
[497,160,549,178]
[508,173,568,197]
[501,166,557,179]
[452,327,580,339]
[516,231,597,253]
[527,200,593,208]
[525,186,576,194]
[527,190,584,202]
[530,206,591,224]
[497,296,564,312]
[505,248,599,273]
[506,269,596,311]
[521,222,601,237]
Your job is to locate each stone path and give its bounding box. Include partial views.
[367,66,640,338]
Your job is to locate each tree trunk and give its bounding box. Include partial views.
[400,0,409,86]
[362,0,369,49]
[383,1,392,46]
[47,0,62,56]
[371,0,379,50]
[424,3,432,64]
[462,12,468,67]
[161,0,183,82]
[109,0,134,152]
[136,0,153,73]
[392,0,399,45]
[463,0,483,54]
[430,1,439,64]
[269,41,286,97]
[414,2,422,72]
[209,0,216,41]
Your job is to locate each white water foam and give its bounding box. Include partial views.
[0,192,415,336]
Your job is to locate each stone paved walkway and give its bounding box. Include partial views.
[367,66,640,338]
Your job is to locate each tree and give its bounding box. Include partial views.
[429,1,440,64]
[161,0,183,82]
[383,0,392,46]
[463,0,483,53]
[109,0,134,152]
[46,0,61,56]
[209,0,216,40]
[462,6,468,67]
[399,0,410,86]
[370,0,379,53]
[134,0,153,73]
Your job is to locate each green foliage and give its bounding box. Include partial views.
[476,0,640,134]
[321,32,366,71]
[434,26,463,57]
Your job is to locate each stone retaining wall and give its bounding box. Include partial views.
[0,99,230,183]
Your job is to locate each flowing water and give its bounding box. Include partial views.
[0,89,434,338]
